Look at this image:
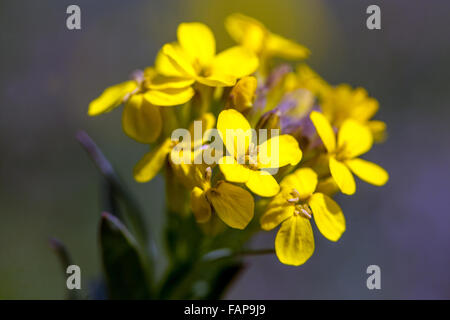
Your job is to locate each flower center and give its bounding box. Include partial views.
[287,188,312,219]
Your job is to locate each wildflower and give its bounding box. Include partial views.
[284,64,332,101]
[310,111,389,195]
[225,13,310,61]
[217,109,302,197]
[157,22,259,88]
[191,167,254,229]
[88,68,194,143]
[133,113,215,183]
[261,168,345,266]
[321,84,386,142]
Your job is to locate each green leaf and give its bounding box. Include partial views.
[77,130,151,253]
[99,212,152,299]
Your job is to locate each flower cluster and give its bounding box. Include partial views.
[88,14,388,266]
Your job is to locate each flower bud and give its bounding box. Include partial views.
[226,76,257,112]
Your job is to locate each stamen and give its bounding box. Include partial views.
[300,208,312,219]
[291,188,301,198]
[287,197,299,203]
[205,167,212,181]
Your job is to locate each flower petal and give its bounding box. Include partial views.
[257,134,302,169]
[207,181,254,229]
[177,22,216,67]
[338,119,373,158]
[310,111,336,153]
[133,139,173,182]
[148,74,195,90]
[345,158,389,186]
[88,81,137,116]
[122,94,162,143]
[155,48,186,78]
[144,87,195,106]
[260,190,295,230]
[368,120,387,143]
[329,157,356,195]
[246,170,280,197]
[281,168,318,200]
[225,13,266,53]
[191,187,212,223]
[162,43,197,77]
[218,156,251,183]
[217,109,253,156]
[209,46,259,80]
[265,32,310,60]
[196,74,236,87]
[275,215,315,266]
[309,193,345,242]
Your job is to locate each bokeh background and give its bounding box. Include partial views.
[1,0,450,299]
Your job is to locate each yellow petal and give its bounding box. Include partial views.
[207,181,254,229]
[257,134,302,169]
[122,94,162,143]
[191,187,212,223]
[218,156,251,183]
[345,158,389,186]
[143,87,194,106]
[162,43,197,77]
[281,168,318,200]
[260,190,295,230]
[148,74,195,90]
[309,193,346,242]
[209,46,259,79]
[177,22,216,67]
[225,13,266,53]
[155,47,186,78]
[338,119,373,158]
[351,95,379,122]
[246,170,280,197]
[227,76,257,111]
[275,215,315,266]
[316,176,339,196]
[196,74,236,87]
[217,109,253,156]
[329,157,356,195]
[188,112,216,148]
[265,32,310,60]
[133,139,173,182]
[310,111,336,153]
[368,120,387,143]
[88,81,137,116]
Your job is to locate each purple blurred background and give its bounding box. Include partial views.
[1,0,450,299]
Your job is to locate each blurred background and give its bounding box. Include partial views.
[1,0,450,299]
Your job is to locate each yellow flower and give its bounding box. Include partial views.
[217,109,302,197]
[190,167,254,230]
[225,76,258,112]
[310,111,389,195]
[261,168,346,266]
[284,64,332,101]
[225,13,310,60]
[156,22,259,87]
[321,84,386,142]
[133,113,216,183]
[88,68,194,143]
